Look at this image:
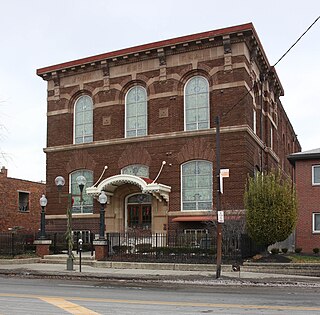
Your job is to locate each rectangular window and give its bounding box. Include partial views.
[253,109,256,134]
[18,191,29,212]
[312,165,320,185]
[270,126,273,150]
[313,213,320,233]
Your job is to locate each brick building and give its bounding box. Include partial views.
[288,149,320,253]
[37,23,300,238]
[0,166,45,233]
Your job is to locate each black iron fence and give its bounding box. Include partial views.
[105,232,258,264]
[0,231,261,263]
[46,231,94,255]
[0,232,36,257]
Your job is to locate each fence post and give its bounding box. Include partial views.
[53,233,57,254]
[11,232,15,257]
[156,233,158,259]
[90,232,94,257]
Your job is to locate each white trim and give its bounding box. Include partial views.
[125,86,148,138]
[184,76,210,131]
[253,109,257,134]
[86,174,171,202]
[180,160,212,211]
[73,95,93,144]
[312,165,320,186]
[312,213,320,233]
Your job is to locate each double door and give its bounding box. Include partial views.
[128,204,151,230]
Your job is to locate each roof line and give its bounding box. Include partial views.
[36,22,254,75]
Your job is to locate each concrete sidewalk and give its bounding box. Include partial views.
[0,253,320,286]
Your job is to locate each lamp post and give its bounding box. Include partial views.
[55,175,86,271]
[98,191,108,240]
[39,194,48,240]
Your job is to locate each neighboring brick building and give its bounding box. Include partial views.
[0,166,46,233]
[288,149,320,253]
[37,23,300,238]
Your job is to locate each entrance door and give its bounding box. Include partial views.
[128,205,151,230]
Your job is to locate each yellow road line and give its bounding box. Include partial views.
[0,293,320,312]
[39,297,100,315]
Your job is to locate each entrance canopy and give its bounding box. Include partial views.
[86,174,171,202]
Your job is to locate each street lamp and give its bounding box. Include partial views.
[98,191,108,240]
[39,194,48,240]
[55,175,87,271]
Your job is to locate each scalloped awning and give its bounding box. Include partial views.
[86,174,171,202]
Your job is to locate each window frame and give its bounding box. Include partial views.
[312,165,320,186]
[253,109,257,134]
[184,76,210,131]
[69,169,94,214]
[73,95,93,144]
[18,191,30,212]
[181,160,213,211]
[125,86,148,138]
[312,213,320,233]
[121,164,149,178]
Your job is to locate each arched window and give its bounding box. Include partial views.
[121,165,149,177]
[70,169,93,214]
[181,160,212,211]
[74,95,93,144]
[125,86,147,138]
[184,76,209,131]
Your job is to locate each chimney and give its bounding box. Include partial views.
[0,166,8,177]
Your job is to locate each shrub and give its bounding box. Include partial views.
[313,248,320,254]
[112,245,132,254]
[270,248,279,255]
[295,247,302,253]
[281,248,288,254]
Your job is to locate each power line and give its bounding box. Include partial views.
[273,16,320,68]
[222,16,320,118]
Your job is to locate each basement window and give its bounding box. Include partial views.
[18,191,29,212]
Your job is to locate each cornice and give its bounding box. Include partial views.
[37,25,256,81]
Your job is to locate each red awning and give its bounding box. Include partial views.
[172,216,214,222]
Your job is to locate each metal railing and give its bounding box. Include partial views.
[0,232,36,257]
[105,232,254,264]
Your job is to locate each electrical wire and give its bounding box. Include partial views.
[222,16,320,119]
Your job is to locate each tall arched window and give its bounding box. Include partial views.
[184,76,209,131]
[74,95,93,144]
[70,169,93,214]
[125,86,147,138]
[181,160,212,211]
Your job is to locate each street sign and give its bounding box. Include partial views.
[217,210,224,223]
[220,168,229,194]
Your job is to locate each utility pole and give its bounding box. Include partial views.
[215,116,222,279]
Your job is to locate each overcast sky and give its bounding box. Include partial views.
[1,0,319,182]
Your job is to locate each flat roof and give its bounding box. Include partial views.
[37,22,261,75]
[288,148,320,164]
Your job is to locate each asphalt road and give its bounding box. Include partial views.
[1,276,320,314]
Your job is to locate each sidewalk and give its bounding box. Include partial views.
[1,253,320,287]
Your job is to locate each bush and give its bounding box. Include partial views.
[295,247,302,253]
[313,248,320,254]
[112,245,132,254]
[270,248,279,255]
[281,248,288,254]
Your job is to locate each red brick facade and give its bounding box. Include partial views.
[0,167,46,233]
[288,150,320,253]
[37,23,300,235]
